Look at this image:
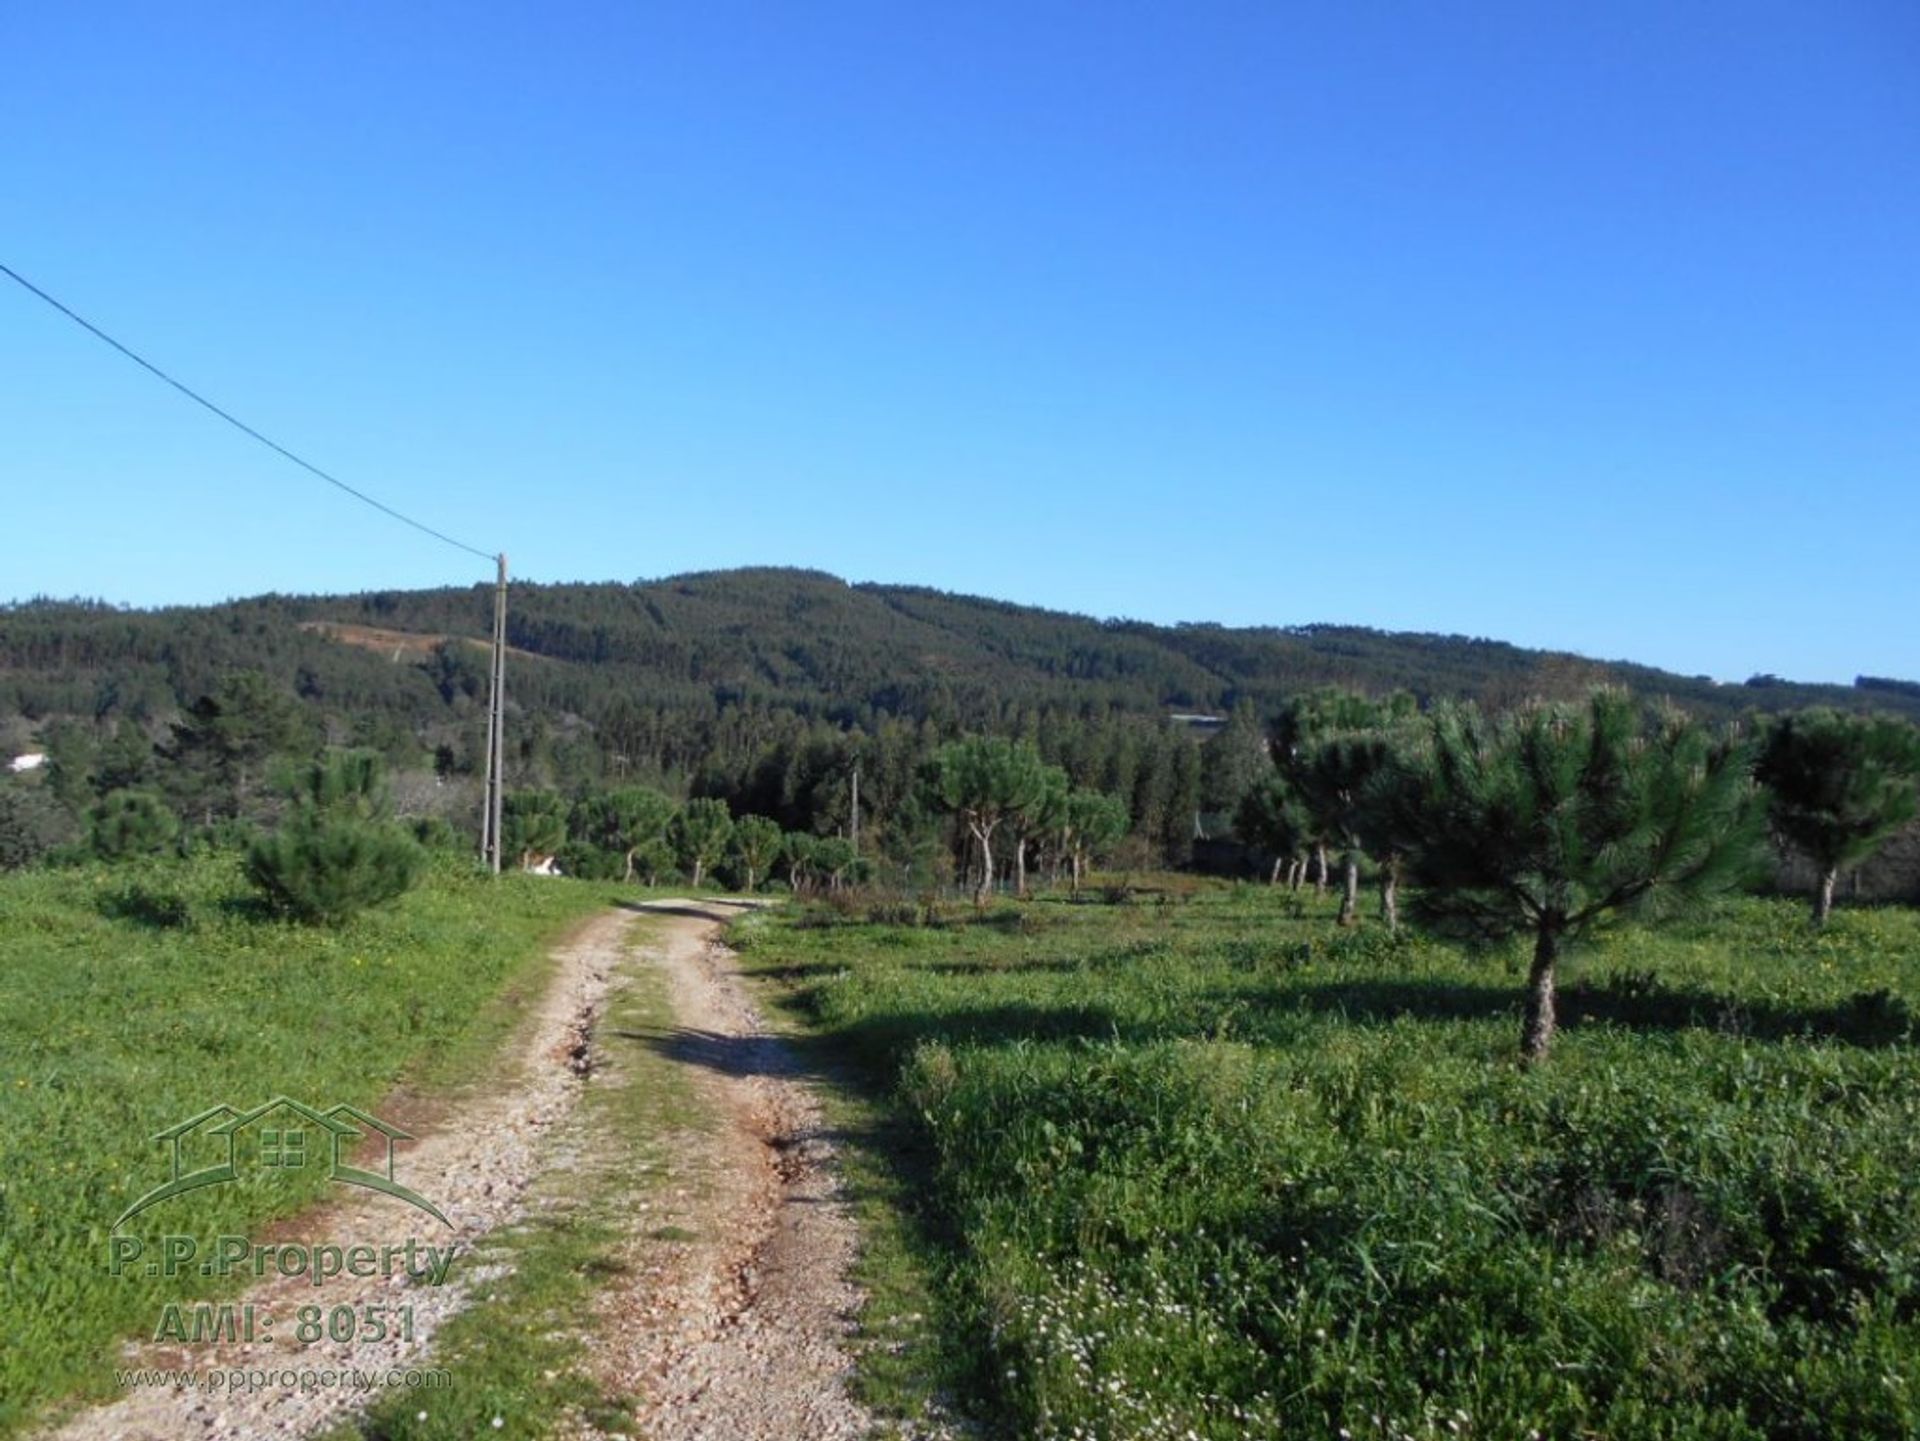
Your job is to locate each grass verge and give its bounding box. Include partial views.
[0,853,610,1435]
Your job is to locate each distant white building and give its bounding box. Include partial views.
[8,753,46,774]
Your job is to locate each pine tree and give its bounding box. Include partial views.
[673,798,734,888]
[503,791,569,870]
[1754,709,1920,924]
[1294,734,1398,926]
[1011,764,1070,897]
[1063,789,1130,894]
[87,789,179,860]
[813,834,858,891]
[245,750,423,925]
[1270,689,1416,895]
[1235,773,1312,888]
[1353,729,1430,933]
[575,786,676,882]
[782,831,819,894]
[1199,699,1270,820]
[927,737,1052,906]
[166,672,308,824]
[1401,691,1761,1063]
[731,814,783,892]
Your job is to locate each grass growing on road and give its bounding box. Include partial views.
[333,912,703,1441]
[0,854,609,1436]
[737,884,1920,1440]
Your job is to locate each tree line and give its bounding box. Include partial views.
[498,734,1132,904]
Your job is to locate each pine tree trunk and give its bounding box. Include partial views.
[1015,838,1028,899]
[1814,867,1837,926]
[1314,843,1329,895]
[691,859,704,889]
[1337,851,1360,925]
[623,848,636,884]
[1287,858,1303,891]
[1522,927,1561,1064]
[975,827,994,908]
[1379,859,1399,934]
[1270,856,1283,885]
[744,865,756,893]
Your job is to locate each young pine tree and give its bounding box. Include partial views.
[87,789,179,860]
[1294,734,1400,926]
[245,750,424,926]
[1236,773,1312,889]
[1401,691,1761,1063]
[1754,708,1920,925]
[502,791,569,871]
[1063,789,1130,894]
[731,814,784,893]
[1270,689,1416,892]
[673,798,734,889]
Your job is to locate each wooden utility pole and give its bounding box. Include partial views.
[481,553,508,874]
[849,756,861,856]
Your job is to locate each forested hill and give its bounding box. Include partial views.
[3,566,1913,736]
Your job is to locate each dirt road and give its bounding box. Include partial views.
[579,900,873,1440]
[40,901,876,1441]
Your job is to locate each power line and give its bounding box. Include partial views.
[0,260,496,564]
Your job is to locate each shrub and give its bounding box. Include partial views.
[246,814,425,925]
[86,788,179,860]
[245,750,425,924]
[408,815,462,851]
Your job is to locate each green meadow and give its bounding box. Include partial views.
[735,884,1920,1441]
[0,855,608,1434]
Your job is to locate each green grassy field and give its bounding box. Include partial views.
[0,854,611,1435]
[734,884,1920,1440]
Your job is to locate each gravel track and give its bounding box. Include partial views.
[574,899,874,1441]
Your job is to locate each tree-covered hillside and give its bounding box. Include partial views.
[4,566,1910,735]
[2,567,1914,875]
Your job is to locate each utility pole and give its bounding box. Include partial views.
[481,553,508,874]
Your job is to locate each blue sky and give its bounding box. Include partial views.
[3,3,1915,685]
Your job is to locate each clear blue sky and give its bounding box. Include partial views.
[3,3,1915,685]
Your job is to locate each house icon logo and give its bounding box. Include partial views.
[116,1097,450,1230]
